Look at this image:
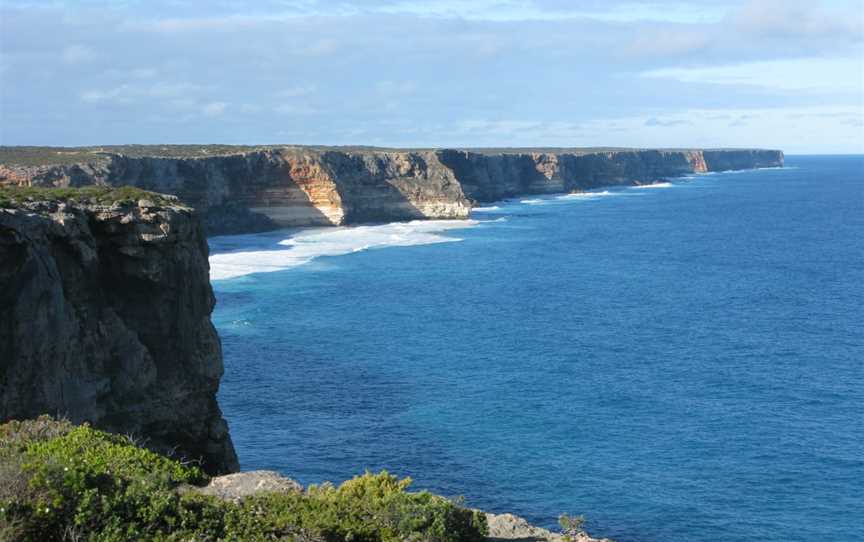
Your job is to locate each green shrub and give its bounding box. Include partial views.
[0,418,487,542]
[227,472,487,542]
[0,186,175,208]
[559,513,586,541]
[0,416,75,454]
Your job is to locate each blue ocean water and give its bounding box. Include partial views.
[210,155,864,542]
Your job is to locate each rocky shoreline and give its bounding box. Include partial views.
[0,145,784,235]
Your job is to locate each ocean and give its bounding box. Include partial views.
[209,155,863,542]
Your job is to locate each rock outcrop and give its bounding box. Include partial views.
[195,470,611,541]
[0,146,783,235]
[194,470,303,501]
[486,513,611,542]
[0,194,238,474]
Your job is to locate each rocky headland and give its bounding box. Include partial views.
[0,187,238,475]
[0,145,784,235]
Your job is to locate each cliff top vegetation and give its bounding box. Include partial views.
[0,145,266,166]
[0,416,488,542]
[0,145,780,167]
[0,185,177,208]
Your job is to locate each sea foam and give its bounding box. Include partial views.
[209,219,479,280]
[557,190,614,199]
[631,182,672,189]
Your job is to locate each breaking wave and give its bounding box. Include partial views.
[210,219,479,280]
[557,190,615,199]
[631,182,672,189]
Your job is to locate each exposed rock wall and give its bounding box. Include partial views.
[702,149,784,171]
[0,147,783,234]
[0,198,238,474]
[433,149,722,201]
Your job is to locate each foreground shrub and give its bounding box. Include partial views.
[227,472,487,542]
[0,418,487,542]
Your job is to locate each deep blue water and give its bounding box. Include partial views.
[210,155,864,542]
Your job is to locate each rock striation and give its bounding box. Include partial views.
[0,194,238,474]
[0,146,783,235]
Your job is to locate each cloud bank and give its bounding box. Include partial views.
[0,0,862,152]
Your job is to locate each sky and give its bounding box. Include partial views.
[0,0,862,153]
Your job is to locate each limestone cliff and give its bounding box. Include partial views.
[0,146,783,234]
[0,192,238,474]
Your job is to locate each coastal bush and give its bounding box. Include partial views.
[226,472,488,541]
[0,145,266,166]
[0,186,175,208]
[558,513,586,541]
[0,417,488,542]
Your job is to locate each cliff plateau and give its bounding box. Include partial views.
[0,191,238,474]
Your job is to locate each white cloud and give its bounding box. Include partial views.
[375,80,417,96]
[79,85,134,104]
[78,82,206,105]
[61,44,97,64]
[275,103,318,115]
[278,85,317,98]
[3,0,863,151]
[201,101,227,116]
[641,57,864,93]
[620,31,710,59]
[731,0,864,40]
[301,39,339,56]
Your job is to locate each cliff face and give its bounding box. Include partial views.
[702,149,784,171]
[0,196,238,474]
[0,147,783,234]
[435,149,717,201]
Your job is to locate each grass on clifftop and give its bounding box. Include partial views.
[0,186,175,209]
[0,145,267,166]
[0,417,488,542]
[0,145,772,167]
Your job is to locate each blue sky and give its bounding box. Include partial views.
[1,0,862,153]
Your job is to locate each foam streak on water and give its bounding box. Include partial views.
[209,219,478,280]
[631,182,672,189]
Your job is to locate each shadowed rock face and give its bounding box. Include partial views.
[0,147,783,235]
[0,198,238,474]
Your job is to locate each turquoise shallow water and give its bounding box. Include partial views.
[210,156,863,542]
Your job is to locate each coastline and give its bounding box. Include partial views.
[0,146,784,236]
[1,158,793,541]
[207,166,774,281]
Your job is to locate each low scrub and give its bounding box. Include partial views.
[0,186,174,208]
[0,416,488,542]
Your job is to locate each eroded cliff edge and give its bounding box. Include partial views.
[0,146,783,234]
[0,190,238,474]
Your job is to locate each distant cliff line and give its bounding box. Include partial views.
[0,146,784,235]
